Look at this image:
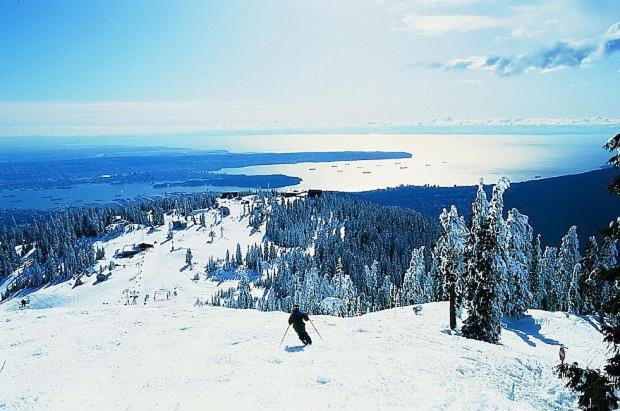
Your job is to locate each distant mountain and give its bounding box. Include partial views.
[350,168,618,246]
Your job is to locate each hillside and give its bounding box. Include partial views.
[351,167,619,246]
[0,195,610,410]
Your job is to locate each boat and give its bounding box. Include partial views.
[362,171,371,174]
[2,194,15,198]
[399,166,408,169]
[309,168,316,171]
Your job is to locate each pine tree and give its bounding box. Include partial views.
[377,275,393,310]
[402,246,428,305]
[185,248,193,269]
[556,226,581,312]
[236,269,253,309]
[301,267,320,313]
[340,274,357,315]
[462,219,503,344]
[235,243,243,266]
[567,263,583,314]
[488,177,510,315]
[505,208,533,318]
[580,237,601,316]
[436,205,468,329]
[529,235,545,309]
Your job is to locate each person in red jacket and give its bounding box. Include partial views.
[288,304,312,345]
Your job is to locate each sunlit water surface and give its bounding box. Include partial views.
[0,133,610,209]
[217,133,609,191]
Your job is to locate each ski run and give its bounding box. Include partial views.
[0,195,610,410]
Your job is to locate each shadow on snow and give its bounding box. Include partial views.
[284,345,307,353]
[504,314,561,348]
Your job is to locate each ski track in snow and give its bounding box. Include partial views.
[0,197,608,410]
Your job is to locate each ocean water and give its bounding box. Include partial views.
[0,133,611,208]
[219,133,610,190]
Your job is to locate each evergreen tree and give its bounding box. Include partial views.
[505,208,533,318]
[529,235,545,309]
[462,219,503,344]
[402,246,428,305]
[567,263,583,314]
[580,237,601,316]
[542,246,559,310]
[300,267,320,313]
[235,243,243,266]
[461,178,508,343]
[487,177,510,314]
[377,275,393,310]
[556,226,581,312]
[436,205,468,329]
[236,269,253,309]
[186,248,193,269]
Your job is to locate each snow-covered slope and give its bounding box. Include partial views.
[0,302,606,410]
[2,197,263,309]
[0,197,608,410]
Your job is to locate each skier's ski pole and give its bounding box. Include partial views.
[279,324,291,347]
[309,318,323,340]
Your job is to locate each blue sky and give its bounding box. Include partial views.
[0,0,618,135]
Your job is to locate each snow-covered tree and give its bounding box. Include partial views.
[185,248,193,269]
[462,178,508,343]
[402,246,429,305]
[462,217,503,344]
[556,226,581,312]
[541,246,559,311]
[487,177,510,314]
[505,208,533,318]
[377,275,393,310]
[300,267,320,313]
[567,263,583,314]
[436,205,468,329]
[529,235,545,309]
[340,274,357,315]
[579,237,600,315]
[364,260,380,301]
[236,269,253,309]
[235,243,243,266]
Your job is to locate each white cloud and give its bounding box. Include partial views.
[398,14,506,35]
[420,20,620,75]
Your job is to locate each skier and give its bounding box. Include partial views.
[288,304,312,345]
